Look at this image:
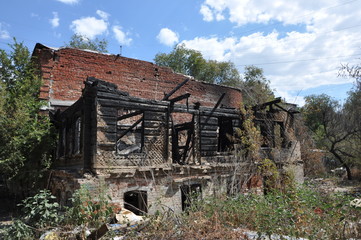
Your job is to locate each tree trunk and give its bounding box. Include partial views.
[330,149,352,180]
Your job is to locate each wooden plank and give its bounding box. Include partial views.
[201,144,218,151]
[144,128,161,135]
[99,116,117,126]
[200,124,218,131]
[117,110,142,121]
[200,130,218,137]
[97,126,116,133]
[162,78,190,100]
[201,138,218,145]
[117,118,143,141]
[232,119,241,127]
[201,151,217,156]
[169,93,191,103]
[98,133,117,142]
[98,106,117,116]
[200,117,218,125]
[143,120,162,128]
[97,91,126,100]
[98,99,168,111]
[143,112,166,121]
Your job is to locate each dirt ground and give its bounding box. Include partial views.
[307,177,361,197]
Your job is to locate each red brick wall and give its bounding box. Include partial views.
[34,45,242,108]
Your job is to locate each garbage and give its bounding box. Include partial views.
[115,209,146,227]
[39,230,61,240]
[350,198,361,208]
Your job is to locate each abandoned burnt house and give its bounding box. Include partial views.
[33,43,304,214]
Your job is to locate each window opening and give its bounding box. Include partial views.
[171,112,194,164]
[73,116,82,154]
[274,122,286,148]
[256,120,274,148]
[117,109,144,155]
[57,125,66,158]
[124,190,147,215]
[218,117,234,152]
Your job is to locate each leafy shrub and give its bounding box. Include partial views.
[3,189,61,239]
[66,182,115,229]
[20,189,62,228]
[3,220,34,240]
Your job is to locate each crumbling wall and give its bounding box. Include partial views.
[33,44,242,110]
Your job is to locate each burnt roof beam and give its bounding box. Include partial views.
[162,78,190,101]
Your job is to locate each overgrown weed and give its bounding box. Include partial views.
[131,184,360,239]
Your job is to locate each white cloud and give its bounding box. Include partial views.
[56,0,79,4]
[96,10,110,21]
[49,12,60,28]
[0,23,10,39]
[193,0,361,104]
[200,5,214,21]
[200,0,323,26]
[70,16,108,39]
[112,26,132,46]
[157,28,179,47]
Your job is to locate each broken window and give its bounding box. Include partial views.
[66,123,73,156]
[256,120,274,148]
[117,109,144,155]
[57,125,66,158]
[124,190,147,215]
[73,116,82,154]
[171,112,194,164]
[218,117,234,152]
[274,121,286,148]
[181,184,202,211]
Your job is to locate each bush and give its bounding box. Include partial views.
[3,190,61,239]
[65,182,115,229]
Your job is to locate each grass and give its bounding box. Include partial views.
[127,184,361,240]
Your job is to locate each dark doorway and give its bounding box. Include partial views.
[180,184,202,211]
[218,117,233,152]
[124,190,147,215]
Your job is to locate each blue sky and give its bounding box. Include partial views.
[1,0,361,105]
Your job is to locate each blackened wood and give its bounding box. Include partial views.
[201,138,218,145]
[98,106,117,116]
[174,122,193,129]
[214,93,226,110]
[162,78,190,100]
[200,145,218,151]
[143,120,161,128]
[201,151,217,156]
[144,128,161,135]
[98,99,168,111]
[100,116,117,126]
[200,124,218,130]
[97,125,116,133]
[143,112,166,121]
[200,130,218,137]
[117,117,143,141]
[169,93,191,103]
[200,116,218,125]
[252,97,281,111]
[117,110,143,121]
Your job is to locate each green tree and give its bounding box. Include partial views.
[154,45,276,106]
[64,34,108,53]
[241,65,275,106]
[301,94,360,180]
[0,39,54,193]
[154,44,241,86]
